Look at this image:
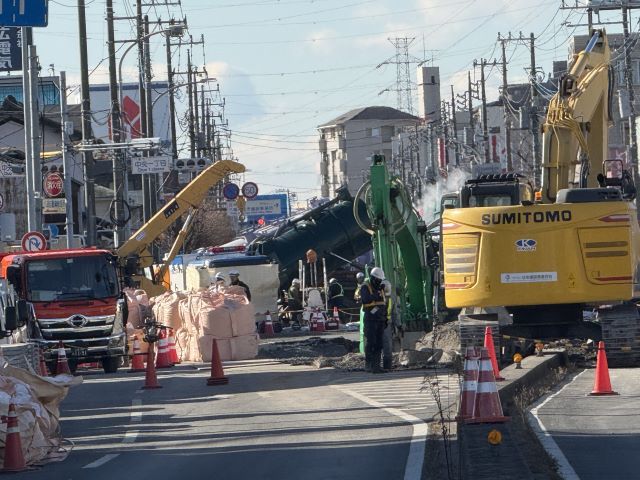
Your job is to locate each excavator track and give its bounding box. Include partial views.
[597,304,640,367]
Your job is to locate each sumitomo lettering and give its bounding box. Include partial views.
[481,210,572,225]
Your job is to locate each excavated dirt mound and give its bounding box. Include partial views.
[258,337,358,362]
[417,321,462,352]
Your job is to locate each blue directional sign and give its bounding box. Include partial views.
[0,1,49,28]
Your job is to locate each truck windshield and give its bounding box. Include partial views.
[26,255,119,302]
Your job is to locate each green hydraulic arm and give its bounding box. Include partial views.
[354,154,434,331]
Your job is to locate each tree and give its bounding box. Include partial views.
[183,197,236,252]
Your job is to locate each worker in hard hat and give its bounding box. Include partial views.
[381,279,395,371]
[287,278,303,324]
[327,277,345,322]
[213,272,226,293]
[354,272,365,303]
[359,267,387,373]
[229,269,251,301]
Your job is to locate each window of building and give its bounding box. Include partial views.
[370,127,380,137]
[330,128,336,139]
[381,126,395,142]
[0,81,60,106]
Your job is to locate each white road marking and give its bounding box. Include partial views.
[82,453,120,469]
[334,386,428,480]
[82,397,144,469]
[528,370,584,480]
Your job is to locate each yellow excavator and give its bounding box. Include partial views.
[441,30,640,364]
[117,159,245,297]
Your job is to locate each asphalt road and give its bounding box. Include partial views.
[12,361,458,480]
[529,368,640,480]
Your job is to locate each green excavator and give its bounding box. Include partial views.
[353,154,443,346]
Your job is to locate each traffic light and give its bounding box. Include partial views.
[257,217,265,226]
[174,158,211,171]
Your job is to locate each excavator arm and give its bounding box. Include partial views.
[541,29,612,202]
[116,159,245,291]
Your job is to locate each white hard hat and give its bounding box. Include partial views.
[292,278,301,285]
[229,269,240,276]
[370,267,385,280]
[356,272,365,281]
[329,278,337,284]
[215,272,225,281]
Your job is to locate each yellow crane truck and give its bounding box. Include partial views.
[441,30,640,365]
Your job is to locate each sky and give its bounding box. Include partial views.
[29,0,630,200]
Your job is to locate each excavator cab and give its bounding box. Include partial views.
[459,173,534,208]
[596,159,637,200]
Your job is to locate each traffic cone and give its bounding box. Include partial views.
[55,342,71,375]
[466,347,509,424]
[168,329,180,365]
[2,401,26,472]
[484,326,504,381]
[207,338,229,386]
[142,342,162,390]
[155,330,173,369]
[456,346,480,421]
[129,336,145,373]
[327,307,340,330]
[261,311,275,338]
[590,341,618,396]
[38,348,49,377]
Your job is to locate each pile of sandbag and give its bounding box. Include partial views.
[150,285,257,363]
[0,364,75,468]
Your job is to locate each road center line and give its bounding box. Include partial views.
[334,386,428,480]
[82,453,120,469]
[528,370,585,480]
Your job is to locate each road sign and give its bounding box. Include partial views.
[21,231,47,252]
[131,155,171,175]
[223,183,240,200]
[43,198,65,214]
[242,182,259,199]
[0,1,49,27]
[43,172,63,197]
[0,27,22,71]
[43,223,58,238]
[0,192,4,211]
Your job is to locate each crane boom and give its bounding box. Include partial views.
[117,159,245,261]
[541,30,612,201]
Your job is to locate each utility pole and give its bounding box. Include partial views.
[529,33,541,185]
[467,71,475,151]
[136,2,151,223]
[143,15,157,216]
[77,1,96,244]
[28,43,42,229]
[21,27,36,232]
[473,58,498,163]
[165,32,178,161]
[622,6,638,175]
[450,85,460,166]
[498,33,513,171]
[107,0,125,246]
[187,50,195,158]
[60,71,74,247]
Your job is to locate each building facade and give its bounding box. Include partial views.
[318,106,421,197]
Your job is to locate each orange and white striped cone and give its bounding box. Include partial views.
[466,347,509,424]
[38,348,49,377]
[327,307,340,330]
[155,330,173,369]
[2,401,26,472]
[168,329,180,365]
[129,336,146,373]
[55,342,71,375]
[261,311,275,338]
[456,346,479,421]
[483,326,504,381]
